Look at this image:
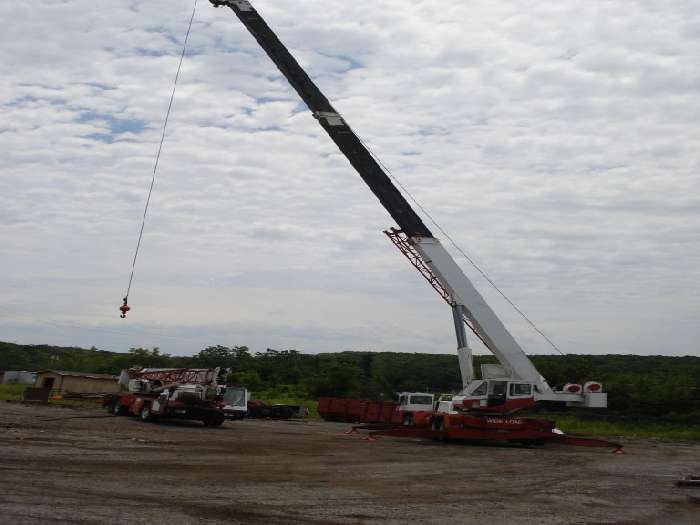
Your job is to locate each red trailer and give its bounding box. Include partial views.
[318,397,397,423]
[318,393,435,425]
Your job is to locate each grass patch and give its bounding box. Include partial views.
[550,415,700,442]
[0,384,26,401]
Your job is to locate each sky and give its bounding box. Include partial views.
[1,0,699,358]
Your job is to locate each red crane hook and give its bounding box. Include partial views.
[119,297,131,319]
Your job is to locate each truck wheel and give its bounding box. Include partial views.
[203,413,225,427]
[108,399,127,416]
[402,414,414,426]
[140,404,154,422]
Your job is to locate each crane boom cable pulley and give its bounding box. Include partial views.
[120,0,199,319]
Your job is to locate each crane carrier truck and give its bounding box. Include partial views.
[104,367,248,426]
[204,1,620,451]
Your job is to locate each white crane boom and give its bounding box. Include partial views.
[414,237,549,389]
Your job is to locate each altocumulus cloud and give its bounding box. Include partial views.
[0,0,698,356]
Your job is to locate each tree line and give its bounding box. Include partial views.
[1,341,698,419]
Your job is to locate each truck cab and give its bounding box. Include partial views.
[396,392,435,425]
[397,392,435,412]
[221,386,248,419]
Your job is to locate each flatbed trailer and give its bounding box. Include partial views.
[348,414,624,452]
[321,395,623,451]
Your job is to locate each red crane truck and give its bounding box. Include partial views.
[104,368,247,427]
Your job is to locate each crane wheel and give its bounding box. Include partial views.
[108,399,127,416]
[140,404,155,423]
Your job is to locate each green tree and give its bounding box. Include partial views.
[305,361,363,397]
[193,346,234,368]
[230,369,264,390]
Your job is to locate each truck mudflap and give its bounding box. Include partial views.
[223,409,247,420]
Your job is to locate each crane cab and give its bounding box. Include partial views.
[452,379,537,414]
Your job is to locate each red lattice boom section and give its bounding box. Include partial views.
[384,228,453,305]
[383,228,491,350]
[133,368,217,385]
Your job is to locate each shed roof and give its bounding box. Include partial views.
[37,370,118,380]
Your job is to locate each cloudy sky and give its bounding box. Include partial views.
[1,0,698,358]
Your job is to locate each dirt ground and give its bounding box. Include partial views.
[0,402,698,524]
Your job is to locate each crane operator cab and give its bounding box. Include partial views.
[445,372,607,414]
[455,379,537,414]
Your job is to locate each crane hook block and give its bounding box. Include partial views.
[119,298,131,319]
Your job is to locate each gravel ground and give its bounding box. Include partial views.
[0,402,698,524]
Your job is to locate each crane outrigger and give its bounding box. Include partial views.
[208,0,619,450]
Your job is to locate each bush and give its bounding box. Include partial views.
[0,384,27,401]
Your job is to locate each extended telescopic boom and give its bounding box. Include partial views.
[209,0,606,409]
[210,0,431,238]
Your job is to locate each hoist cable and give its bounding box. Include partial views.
[352,130,567,356]
[122,0,199,311]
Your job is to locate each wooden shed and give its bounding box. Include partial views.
[34,370,119,394]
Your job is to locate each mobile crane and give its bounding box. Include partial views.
[208,1,619,450]
[104,367,248,426]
